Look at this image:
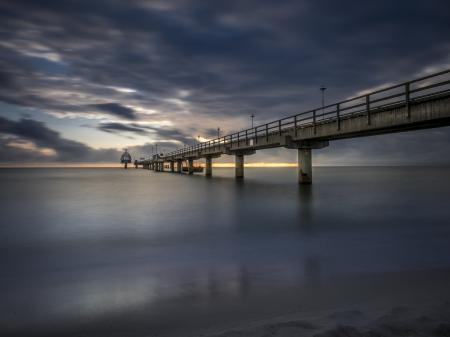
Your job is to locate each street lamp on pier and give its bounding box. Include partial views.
[320,85,327,119]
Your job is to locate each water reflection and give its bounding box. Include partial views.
[2,168,450,337]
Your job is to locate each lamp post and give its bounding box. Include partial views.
[251,113,255,128]
[217,127,220,138]
[320,85,327,119]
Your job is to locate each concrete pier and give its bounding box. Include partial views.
[133,70,450,184]
[170,161,174,173]
[298,148,312,184]
[235,154,244,179]
[177,160,182,173]
[205,157,212,176]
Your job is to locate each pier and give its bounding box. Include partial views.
[135,69,450,183]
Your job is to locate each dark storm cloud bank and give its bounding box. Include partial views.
[0,116,119,162]
[1,0,449,118]
[0,0,449,162]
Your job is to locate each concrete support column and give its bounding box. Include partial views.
[205,157,212,176]
[188,159,194,175]
[170,161,174,172]
[298,148,312,184]
[161,162,165,172]
[177,160,182,173]
[235,154,244,179]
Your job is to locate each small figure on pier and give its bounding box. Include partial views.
[120,149,132,169]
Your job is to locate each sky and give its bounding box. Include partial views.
[0,0,449,166]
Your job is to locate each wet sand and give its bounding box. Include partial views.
[200,268,450,337]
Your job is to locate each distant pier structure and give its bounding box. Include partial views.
[134,69,450,184]
[120,149,132,169]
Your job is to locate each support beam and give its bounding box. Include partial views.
[298,148,312,184]
[205,156,212,176]
[235,154,244,179]
[170,161,174,173]
[188,159,194,175]
[177,160,182,173]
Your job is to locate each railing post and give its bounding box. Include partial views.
[279,120,282,135]
[245,129,248,145]
[255,127,258,144]
[366,94,371,125]
[294,115,298,137]
[405,82,411,118]
[265,124,268,142]
[237,132,240,147]
[313,110,316,134]
[337,103,340,131]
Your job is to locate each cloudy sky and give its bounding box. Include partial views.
[0,0,449,165]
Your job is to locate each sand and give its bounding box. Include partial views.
[204,301,450,337]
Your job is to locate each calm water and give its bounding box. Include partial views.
[1,167,450,336]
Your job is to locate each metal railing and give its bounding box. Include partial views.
[163,69,450,159]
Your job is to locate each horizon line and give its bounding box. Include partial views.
[0,162,448,169]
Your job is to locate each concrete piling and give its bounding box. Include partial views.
[298,148,312,184]
[205,157,212,176]
[188,159,194,175]
[235,154,244,179]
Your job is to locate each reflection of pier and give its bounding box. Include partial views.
[135,69,450,184]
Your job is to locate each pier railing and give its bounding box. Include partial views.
[164,69,450,158]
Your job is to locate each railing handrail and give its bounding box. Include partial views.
[159,68,450,159]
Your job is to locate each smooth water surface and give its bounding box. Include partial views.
[1,167,450,336]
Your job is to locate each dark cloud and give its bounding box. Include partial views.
[0,69,16,90]
[0,0,449,163]
[96,121,195,147]
[97,122,148,134]
[91,103,137,120]
[0,116,119,162]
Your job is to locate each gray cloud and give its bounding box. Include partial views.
[91,103,137,120]
[96,121,196,147]
[97,122,148,134]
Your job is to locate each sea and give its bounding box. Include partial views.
[1,167,450,336]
